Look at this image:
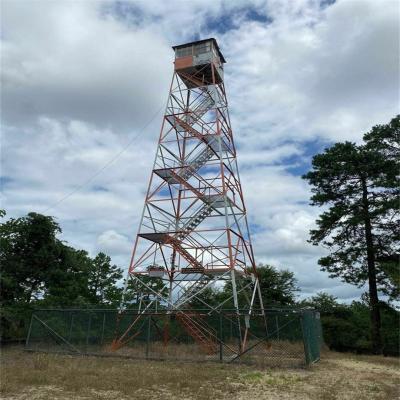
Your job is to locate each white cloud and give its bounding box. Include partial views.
[97,229,131,255]
[1,0,398,303]
[223,0,398,144]
[1,0,171,131]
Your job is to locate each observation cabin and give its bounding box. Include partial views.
[172,38,226,88]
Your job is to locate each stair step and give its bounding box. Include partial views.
[177,312,218,355]
[177,200,216,241]
[178,145,214,181]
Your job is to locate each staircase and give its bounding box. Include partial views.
[167,114,208,143]
[176,201,214,241]
[176,311,218,355]
[153,88,222,275]
[179,145,214,181]
[166,88,221,181]
[167,236,204,273]
[163,194,223,274]
[168,88,215,132]
[190,88,215,123]
[150,179,227,275]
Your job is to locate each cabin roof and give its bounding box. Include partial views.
[172,38,226,63]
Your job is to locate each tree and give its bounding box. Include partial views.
[42,245,93,307]
[0,212,62,307]
[122,276,168,309]
[187,286,221,309]
[87,252,123,305]
[0,212,63,338]
[301,292,340,313]
[302,115,400,353]
[257,264,299,306]
[363,117,400,300]
[301,293,399,355]
[218,264,299,309]
[0,210,128,338]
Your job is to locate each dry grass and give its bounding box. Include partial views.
[0,346,399,399]
[27,338,306,366]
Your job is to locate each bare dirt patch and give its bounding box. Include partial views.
[1,347,399,400]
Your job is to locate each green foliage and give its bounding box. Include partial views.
[302,292,399,355]
[41,246,93,307]
[301,292,340,313]
[122,275,167,308]
[0,212,125,339]
[87,252,123,305]
[0,212,62,306]
[189,264,299,310]
[1,209,398,357]
[186,286,222,309]
[302,132,399,294]
[378,261,400,299]
[257,264,299,306]
[302,115,400,352]
[0,212,62,337]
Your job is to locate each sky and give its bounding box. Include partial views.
[1,0,399,302]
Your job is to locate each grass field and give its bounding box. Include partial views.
[0,347,399,399]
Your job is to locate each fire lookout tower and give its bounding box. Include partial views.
[113,38,265,353]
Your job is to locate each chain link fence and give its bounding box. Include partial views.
[25,308,321,367]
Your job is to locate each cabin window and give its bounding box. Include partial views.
[193,42,211,55]
[175,46,192,58]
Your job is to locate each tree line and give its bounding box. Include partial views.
[1,209,398,355]
[0,209,299,337]
[0,116,398,355]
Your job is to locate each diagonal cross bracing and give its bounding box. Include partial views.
[116,39,264,355]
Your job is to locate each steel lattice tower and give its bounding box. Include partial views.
[114,38,265,352]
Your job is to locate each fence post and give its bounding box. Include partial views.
[146,315,151,359]
[25,312,34,349]
[219,312,223,362]
[237,315,242,354]
[100,312,106,345]
[276,316,279,341]
[68,313,74,342]
[300,311,311,366]
[86,313,92,353]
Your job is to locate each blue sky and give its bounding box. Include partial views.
[1,0,398,302]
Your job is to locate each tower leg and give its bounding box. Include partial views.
[256,278,268,336]
[168,251,175,313]
[230,270,242,353]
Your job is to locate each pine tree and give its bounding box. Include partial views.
[302,115,399,353]
[87,252,123,305]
